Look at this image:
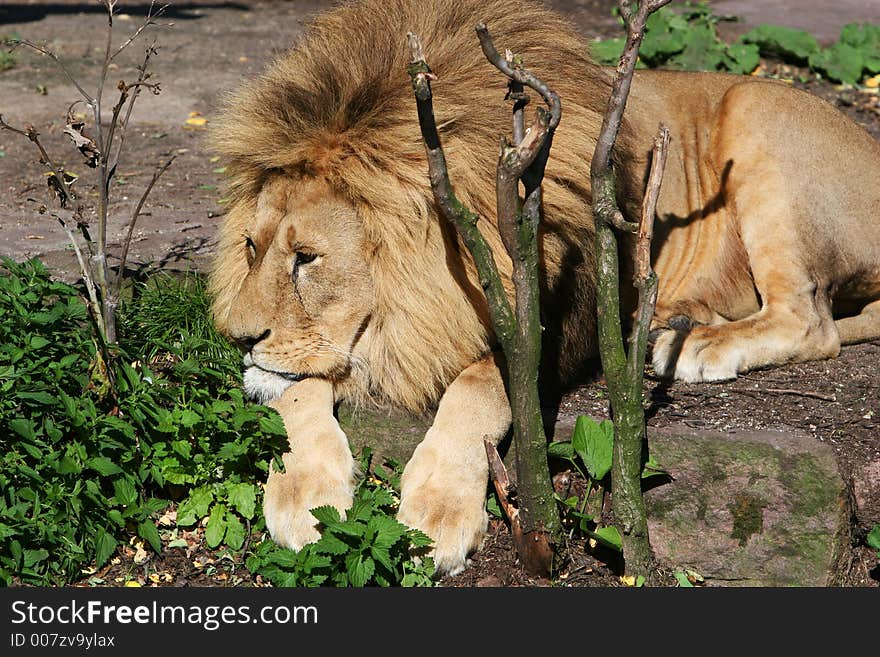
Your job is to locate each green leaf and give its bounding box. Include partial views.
[723,42,761,75]
[224,514,246,550]
[29,335,51,350]
[741,24,820,61]
[572,416,614,482]
[112,478,138,507]
[589,37,626,65]
[178,408,201,428]
[345,553,374,587]
[674,571,695,587]
[87,456,123,476]
[547,440,574,460]
[369,515,406,550]
[94,530,117,567]
[176,486,213,526]
[584,525,622,552]
[315,534,350,555]
[810,42,865,84]
[310,505,341,527]
[839,23,880,71]
[138,520,162,554]
[205,504,227,548]
[8,418,36,441]
[226,483,256,520]
[867,525,880,552]
[23,549,49,568]
[641,455,671,479]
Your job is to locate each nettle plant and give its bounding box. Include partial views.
[590,1,880,85]
[0,259,287,585]
[548,415,669,553]
[246,450,437,587]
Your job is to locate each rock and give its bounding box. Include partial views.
[643,425,853,587]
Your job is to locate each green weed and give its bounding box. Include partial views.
[591,2,880,85]
[548,416,669,552]
[0,258,287,585]
[246,449,437,587]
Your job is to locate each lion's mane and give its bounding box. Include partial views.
[210,0,618,411]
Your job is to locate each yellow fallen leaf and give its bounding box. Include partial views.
[186,117,208,127]
[124,581,141,588]
[149,574,161,584]
[619,575,636,587]
[866,74,880,89]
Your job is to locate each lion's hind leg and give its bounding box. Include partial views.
[653,187,842,382]
[836,299,880,346]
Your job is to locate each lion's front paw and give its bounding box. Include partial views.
[396,444,488,576]
[263,454,355,550]
[652,327,740,382]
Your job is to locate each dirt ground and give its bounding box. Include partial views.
[1,1,879,587]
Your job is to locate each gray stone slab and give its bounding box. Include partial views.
[644,425,853,586]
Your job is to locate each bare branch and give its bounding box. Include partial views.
[115,155,176,288]
[406,31,516,346]
[109,1,170,62]
[110,41,161,178]
[484,438,518,524]
[590,0,673,191]
[4,39,94,104]
[635,125,670,284]
[475,23,561,130]
[0,115,76,207]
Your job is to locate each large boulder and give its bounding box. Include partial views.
[640,425,853,586]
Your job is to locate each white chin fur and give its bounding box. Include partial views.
[242,366,295,404]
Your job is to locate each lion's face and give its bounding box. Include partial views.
[223,176,374,402]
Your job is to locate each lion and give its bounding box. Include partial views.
[209,0,880,575]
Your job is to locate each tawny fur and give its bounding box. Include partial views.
[208,0,880,573]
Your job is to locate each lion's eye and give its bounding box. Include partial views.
[245,237,257,265]
[292,251,319,282]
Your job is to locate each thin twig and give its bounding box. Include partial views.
[108,1,169,62]
[729,387,837,403]
[5,39,94,103]
[111,42,160,177]
[626,125,668,383]
[0,116,75,207]
[115,155,175,286]
[636,126,670,283]
[484,438,518,523]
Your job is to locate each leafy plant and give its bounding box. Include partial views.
[548,415,669,552]
[591,2,760,75]
[0,258,287,585]
[246,450,437,587]
[868,524,880,559]
[591,2,880,84]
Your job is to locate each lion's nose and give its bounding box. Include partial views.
[233,328,271,351]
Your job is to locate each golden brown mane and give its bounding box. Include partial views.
[210,0,613,411]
